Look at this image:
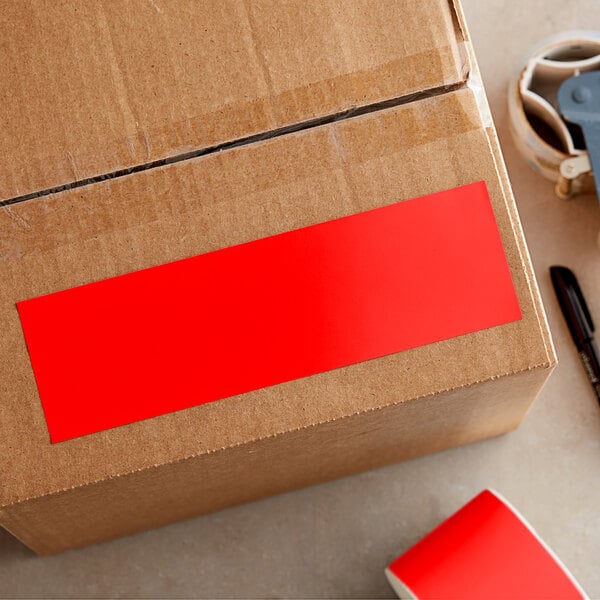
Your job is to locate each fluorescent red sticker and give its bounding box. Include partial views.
[386,490,585,599]
[17,181,521,443]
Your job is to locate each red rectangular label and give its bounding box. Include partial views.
[17,181,521,443]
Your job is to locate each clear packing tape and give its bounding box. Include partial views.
[508,31,600,200]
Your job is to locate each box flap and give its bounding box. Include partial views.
[0,87,553,507]
[0,0,467,202]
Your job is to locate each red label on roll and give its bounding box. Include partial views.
[386,490,585,599]
[17,181,521,443]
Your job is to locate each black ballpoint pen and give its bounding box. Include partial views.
[550,265,600,403]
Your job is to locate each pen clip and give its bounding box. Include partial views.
[569,270,595,334]
[550,265,596,344]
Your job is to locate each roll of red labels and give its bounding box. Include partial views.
[386,490,587,599]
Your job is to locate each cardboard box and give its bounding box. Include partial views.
[0,0,555,554]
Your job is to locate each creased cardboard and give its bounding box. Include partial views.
[0,0,467,202]
[0,0,554,554]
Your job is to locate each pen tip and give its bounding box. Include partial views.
[550,265,573,279]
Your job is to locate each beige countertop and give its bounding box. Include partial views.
[2,0,600,597]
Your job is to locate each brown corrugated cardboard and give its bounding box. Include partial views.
[0,0,555,554]
[0,0,467,202]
